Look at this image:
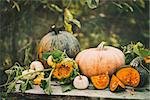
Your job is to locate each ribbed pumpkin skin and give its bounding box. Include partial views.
[75,46,125,77]
[38,31,80,59]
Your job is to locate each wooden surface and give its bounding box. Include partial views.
[14,82,150,100]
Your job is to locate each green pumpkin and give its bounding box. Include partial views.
[38,27,80,60]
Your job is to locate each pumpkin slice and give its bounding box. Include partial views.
[110,75,125,92]
[116,67,140,87]
[91,73,109,89]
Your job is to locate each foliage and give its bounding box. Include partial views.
[122,42,150,64]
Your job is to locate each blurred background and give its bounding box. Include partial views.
[0,0,149,83]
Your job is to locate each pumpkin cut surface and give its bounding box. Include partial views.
[116,67,140,87]
[110,75,125,92]
[91,73,110,89]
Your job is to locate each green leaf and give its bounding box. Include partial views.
[139,49,150,57]
[41,79,52,95]
[113,2,123,9]
[138,0,145,8]
[123,3,133,12]
[133,42,144,56]
[42,52,51,61]
[71,19,81,28]
[40,0,48,4]
[61,84,73,92]
[86,0,99,9]
[50,4,63,13]
[7,82,16,93]
[80,0,86,5]
[12,1,20,12]
[20,78,32,92]
[40,68,54,95]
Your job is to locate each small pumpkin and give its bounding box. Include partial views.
[73,75,89,89]
[75,42,125,77]
[91,73,109,89]
[38,25,80,61]
[30,61,44,71]
[110,75,125,92]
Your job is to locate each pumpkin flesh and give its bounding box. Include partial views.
[110,75,125,92]
[116,67,140,87]
[91,73,109,89]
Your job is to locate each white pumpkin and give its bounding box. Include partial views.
[30,61,44,71]
[73,75,89,89]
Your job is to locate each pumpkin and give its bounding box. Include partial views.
[75,42,125,77]
[30,61,44,71]
[110,75,125,92]
[38,25,80,61]
[135,65,149,87]
[116,66,140,87]
[73,75,89,89]
[116,65,148,87]
[91,73,109,89]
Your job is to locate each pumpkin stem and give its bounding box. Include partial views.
[77,72,82,80]
[51,25,59,35]
[97,41,106,50]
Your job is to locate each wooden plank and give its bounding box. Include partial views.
[15,83,150,100]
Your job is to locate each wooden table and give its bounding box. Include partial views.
[13,82,150,100]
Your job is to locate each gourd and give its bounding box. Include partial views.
[116,66,140,87]
[30,61,44,71]
[73,75,89,89]
[110,75,125,92]
[75,42,125,77]
[91,73,110,89]
[38,25,80,60]
[116,65,148,87]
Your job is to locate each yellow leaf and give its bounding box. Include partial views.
[64,8,73,22]
[64,21,73,33]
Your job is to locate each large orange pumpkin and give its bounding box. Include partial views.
[75,42,125,77]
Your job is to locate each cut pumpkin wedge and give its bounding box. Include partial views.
[110,75,126,92]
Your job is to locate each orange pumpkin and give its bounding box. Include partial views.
[75,42,125,77]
